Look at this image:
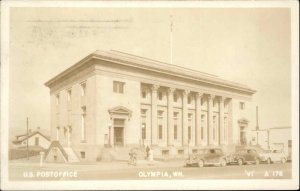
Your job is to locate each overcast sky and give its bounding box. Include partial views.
[9,7,291,136]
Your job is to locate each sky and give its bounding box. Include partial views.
[9,7,291,137]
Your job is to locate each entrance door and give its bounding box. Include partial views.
[113,119,125,146]
[240,126,247,145]
[114,127,124,146]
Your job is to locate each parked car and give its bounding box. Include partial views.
[228,148,261,165]
[185,148,228,167]
[259,149,287,164]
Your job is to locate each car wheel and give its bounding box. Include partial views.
[198,160,204,167]
[267,158,272,164]
[281,157,287,164]
[220,159,227,167]
[238,158,243,166]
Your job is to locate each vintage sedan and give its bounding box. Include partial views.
[228,148,261,165]
[185,148,228,167]
[259,149,288,164]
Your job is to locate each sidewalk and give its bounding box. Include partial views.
[9,157,186,172]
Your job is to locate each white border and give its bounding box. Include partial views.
[1,1,299,190]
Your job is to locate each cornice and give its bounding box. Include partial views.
[44,50,256,96]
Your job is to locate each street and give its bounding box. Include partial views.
[9,158,292,180]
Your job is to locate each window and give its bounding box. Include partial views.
[113,81,124,94]
[81,82,86,96]
[158,92,163,100]
[173,112,178,118]
[158,125,163,139]
[174,125,178,140]
[188,126,191,141]
[56,94,60,105]
[173,93,178,102]
[67,89,72,101]
[288,140,292,147]
[141,90,147,98]
[158,110,163,117]
[178,149,184,155]
[80,151,85,159]
[141,109,147,115]
[188,113,192,119]
[142,123,146,140]
[188,96,191,104]
[213,116,216,140]
[81,106,86,142]
[201,115,205,140]
[224,117,227,141]
[239,102,245,110]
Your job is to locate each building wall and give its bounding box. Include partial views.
[95,73,141,147]
[19,134,50,149]
[231,99,255,145]
[269,128,291,155]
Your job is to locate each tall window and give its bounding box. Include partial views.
[67,89,72,101]
[81,106,86,142]
[81,82,86,96]
[113,81,125,94]
[158,125,163,139]
[173,93,178,102]
[188,126,191,141]
[239,102,245,110]
[213,116,216,141]
[201,115,205,140]
[224,117,227,141]
[141,90,147,98]
[142,123,146,140]
[56,94,60,105]
[158,92,163,100]
[174,125,178,140]
[188,96,192,104]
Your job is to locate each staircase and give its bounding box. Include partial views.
[63,147,80,163]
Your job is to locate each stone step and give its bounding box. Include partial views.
[63,147,80,163]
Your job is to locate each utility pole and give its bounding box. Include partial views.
[26,117,29,160]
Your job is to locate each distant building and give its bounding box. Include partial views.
[45,50,256,161]
[12,130,51,149]
[251,126,291,157]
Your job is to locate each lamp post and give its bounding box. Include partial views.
[108,123,112,148]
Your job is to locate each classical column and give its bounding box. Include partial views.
[182,90,189,146]
[207,94,215,145]
[167,87,175,146]
[195,92,203,146]
[151,85,159,146]
[219,96,225,145]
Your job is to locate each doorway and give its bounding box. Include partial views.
[114,119,125,146]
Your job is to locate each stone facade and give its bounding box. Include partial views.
[45,50,256,161]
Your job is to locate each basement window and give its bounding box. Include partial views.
[80,151,85,159]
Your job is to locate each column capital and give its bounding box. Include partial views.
[206,94,216,100]
[217,96,226,103]
[195,92,204,98]
[167,87,176,94]
[182,89,190,96]
[151,84,160,92]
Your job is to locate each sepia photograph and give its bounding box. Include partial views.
[1,0,299,190]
